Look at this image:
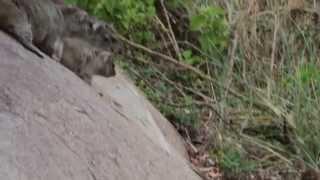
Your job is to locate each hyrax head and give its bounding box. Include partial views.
[79,50,115,84]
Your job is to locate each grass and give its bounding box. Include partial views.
[132,0,320,176]
[68,0,320,177]
[207,0,320,174]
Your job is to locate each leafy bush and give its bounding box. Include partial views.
[190,6,229,56]
[93,0,156,31]
[217,148,257,173]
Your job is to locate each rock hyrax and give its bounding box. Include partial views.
[60,5,121,53]
[15,0,65,60]
[61,37,115,84]
[0,0,44,58]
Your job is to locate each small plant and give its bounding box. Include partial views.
[217,146,257,173]
[282,63,320,168]
[190,6,229,56]
[94,0,156,31]
[182,50,202,65]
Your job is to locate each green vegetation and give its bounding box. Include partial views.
[66,0,320,178]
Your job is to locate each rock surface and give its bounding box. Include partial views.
[91,69,188,159]
[0,31,201,180]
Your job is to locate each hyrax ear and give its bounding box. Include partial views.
[92,21,105,32]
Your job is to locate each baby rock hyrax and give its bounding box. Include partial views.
[60,5,121,53]
[61,37,115,84]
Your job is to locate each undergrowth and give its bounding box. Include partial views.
[66,0,320,178]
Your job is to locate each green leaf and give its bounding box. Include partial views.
[182,50,192,59]
[190,15,206,31]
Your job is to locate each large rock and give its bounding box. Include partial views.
[91,70,188,159]
[0,31,200,180]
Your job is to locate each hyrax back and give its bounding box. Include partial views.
[60,5,121,53]
[16,0,64,60]
[51,0,65,5]
[61,37,115,84]
[0,0,43,58]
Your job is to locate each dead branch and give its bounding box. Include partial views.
[159,0,182,61]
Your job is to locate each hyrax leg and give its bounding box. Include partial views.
[39,34,64,61]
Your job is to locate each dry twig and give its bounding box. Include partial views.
[159,0,182,61]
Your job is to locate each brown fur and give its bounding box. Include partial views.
[61,37,115,84]
[0,0,44,58]
[60,5,122,53]
[15,0,64,60]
